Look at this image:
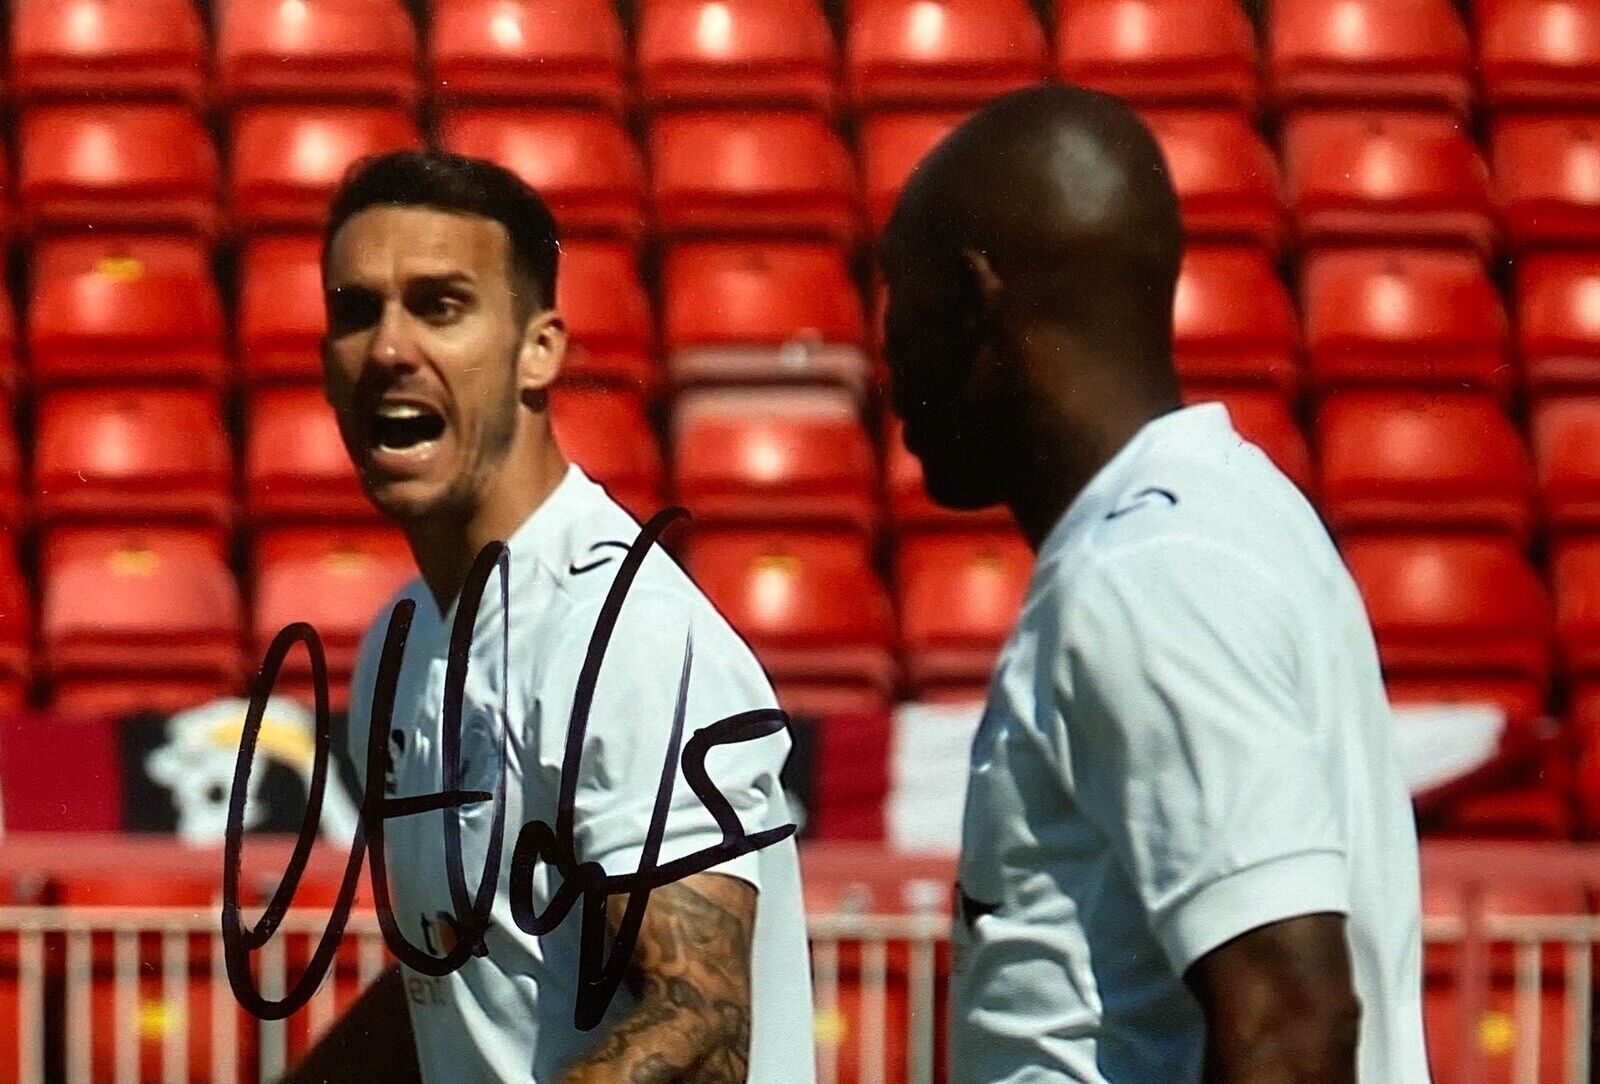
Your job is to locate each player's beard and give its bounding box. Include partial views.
[418,358,523,527]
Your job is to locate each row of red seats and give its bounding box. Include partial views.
[0,515,1591,733]
[6,234,1598,404]
[0,383,1595,547]
[4,103,1596,254]
[7,0,1598,115]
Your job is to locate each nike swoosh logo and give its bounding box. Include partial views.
[1105,486,1179,521]
[568,540,631,576]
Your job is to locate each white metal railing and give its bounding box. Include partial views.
[0,907,1589,1083]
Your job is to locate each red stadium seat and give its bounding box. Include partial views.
[238,233,324,384]
[859,110,969,236]
[217,0,419,106]
[29,243,225,387]
[651,111,859,241]
[1180,386,1315,498]
[230,106,421,232]
[1316,392,1535,542]
[1531,395,1600,533]
[556,241,656,393]
[0,291,21,395]
[19,105,218,236]
[1141,110,1284,252]
[847,0,1047,109]
[1300,248,1511,397]
[1516,254,1600,395]
[439,109,644,241]
[10,0,207,105]
[1343,534,1553,726]
[688,529,895,715]
[548,387,663,522]
[1555,537,1600,694]
[1056,0,1259,111]
[672,387,878,534]
[34,389,232,533]
[254,525,413,709]
[1478,0,1600,110]
[1172,246,1299,393]
[1284,111,1496,256]
[1266,0,1472,116]
[245,386,373,526]
[639,0,837,111]
[31,232,208,281]
[885,418,1014,531]
[897,530,1031,697]
[0,406,22,533]
[431,0,627,111]
[41,527,244,715]
[1492,114,1600,251]
[0,539,31,708]
[662,242,869,396]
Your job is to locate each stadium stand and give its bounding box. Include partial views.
[1171,245,1300,393]
[1476,0,1600,110]
[556,240,658,392]
[216,0,421,107]
[638,0,838,111]
[859,109,971,236]
[244,384,374,525]
[1516,252,1600,395]
[431,0,629,111]
[9,0,208,105]
[1492,112,1600,250]
[1055,0,1259,112]
[237,232,326,384]
[1139,108,1285,251]
[847,0,1047,110]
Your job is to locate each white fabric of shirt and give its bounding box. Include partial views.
[951,403,1430,1083]
[346,464,814,1083]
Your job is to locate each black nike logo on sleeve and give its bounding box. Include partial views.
[1105,486,1179,521]
[568,540,631,575]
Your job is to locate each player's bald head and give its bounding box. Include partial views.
[882,83,1182,337]
[879,84,1184,515]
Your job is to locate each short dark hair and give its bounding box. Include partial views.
[323,149,561,313]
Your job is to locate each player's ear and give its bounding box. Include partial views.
[962,247,1004,319]
[516,308,566,406]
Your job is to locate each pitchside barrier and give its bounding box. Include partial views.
[0,838,1589,1084]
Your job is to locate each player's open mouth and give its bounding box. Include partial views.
[362,399,449,476]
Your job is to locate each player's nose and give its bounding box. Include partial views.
[365,300,422,373]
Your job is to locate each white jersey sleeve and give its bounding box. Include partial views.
[559,585,788,894]
[1059,535,1353,975]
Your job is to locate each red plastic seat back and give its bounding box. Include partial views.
[1180,386,1315,498]
[1172,246,1298,391]
[557,241,653,389]
[639,0,837,111]
[1493,115,1600,252]
[664,242,864,348]
[1058,0,1259,111]
[1554,536,1600,678]
[230,106,421,232]
[897,530,1031,651]
[1142,109,1284,252]
[848,0,1047,109]
[238,233,325,384]
[246,386,373,525]
[1516,254,1600,394]
[1267,0,1471,115]
[548,387,662,520]
[1478,0,1600,109]
[431,0,627,110]
[11,0,207,104]
[859,110,970,236]
[218,0,419,106]
[1532,395,1600,533]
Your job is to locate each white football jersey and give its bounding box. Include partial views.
[345,464,815,1083]
[952,403,1430,1082]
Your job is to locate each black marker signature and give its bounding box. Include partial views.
[220,506,796,1031]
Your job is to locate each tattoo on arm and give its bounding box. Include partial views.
[563,873,756,1083]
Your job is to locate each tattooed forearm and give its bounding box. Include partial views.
[562,873,756,1084]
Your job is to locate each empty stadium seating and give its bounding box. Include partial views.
[673,387,879,534]
[33,389,233,533]
[687,529,895,715]
[1555,538,1600,741]
[859,110,969,236]
[217,0,420,107]
[1531,395,1600,533]
[1492,114,1600,250]
[439,109,645,240]
[847,0,1046,110]
[651,110,859,240]
[0,541,30,709]
[237,233,325,384]
[245,386,372,525]
[1171,246,1300,392]
[1316,392,1535,542]
[230,106,421,232]
[1477,0,1600,110]
[9,0,207,105]
[1283,111,1497,256]
[1181,386,1316,497]
[431,0,628,110]
[1516,253,1600,395]
[896,530,1031,700]
[1300,248,1512,396]
[547,386,663,521]
[19,105,219,236]
[638,0,837,111]
[1056,0,1258,111]
[662,242,868,395]
[555,241,657,392]
[1343,535,1554,727]
[1140,109,1284,251]
[1267,0,1472,115]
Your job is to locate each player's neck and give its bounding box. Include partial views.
[407,433,570,618]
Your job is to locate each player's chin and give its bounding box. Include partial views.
[360,474,456,524]
[924,465,1003,511]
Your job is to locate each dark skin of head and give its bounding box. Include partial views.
[883,85,1361,1082]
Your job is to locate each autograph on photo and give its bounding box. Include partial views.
[219,507,797,1030]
